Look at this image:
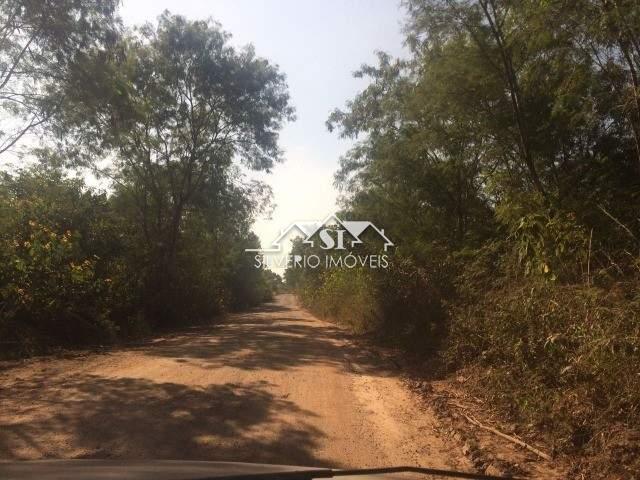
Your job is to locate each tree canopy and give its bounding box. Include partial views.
[0,0,120,155]
[0,3,290,345]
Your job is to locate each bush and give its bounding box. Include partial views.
[445,280,640,466]
[0,165,277,355]
[300,267,382,333]
[0,167,145,353]
[0,201,122,352]
[296,254,446,352]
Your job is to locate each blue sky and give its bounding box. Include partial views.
[121,0,407,264]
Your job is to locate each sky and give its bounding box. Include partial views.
[120,0,407,270]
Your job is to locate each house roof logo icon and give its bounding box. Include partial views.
[245,213,394,253]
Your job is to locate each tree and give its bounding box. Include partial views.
[0,5,293,350]
[68,12,294,322]
[0,0,119,156]
[403,0,548,195]
[561,0,640,171]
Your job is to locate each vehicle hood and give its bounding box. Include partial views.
[0,459,331,480]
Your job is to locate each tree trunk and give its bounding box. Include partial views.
[479,0,547,196]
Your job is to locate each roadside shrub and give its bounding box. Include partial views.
[301,267,382,333]
[496,193,590,283]
[0,220,117,351]
[0,168,132,353]
[0,164,280,355]
[445,280,640,465]
[297,254,446,352]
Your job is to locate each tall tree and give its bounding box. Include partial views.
[71,13,294,321]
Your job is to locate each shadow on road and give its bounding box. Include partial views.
[0,374,329,465]
[136,297,384,375]
[0,295,391,466]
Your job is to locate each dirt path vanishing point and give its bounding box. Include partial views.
[0,294,472,471]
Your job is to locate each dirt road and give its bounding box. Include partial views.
[0,294,469,470]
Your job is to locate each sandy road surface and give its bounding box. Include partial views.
[0,294,469,471]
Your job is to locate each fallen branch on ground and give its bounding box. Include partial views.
[455,407,552,461]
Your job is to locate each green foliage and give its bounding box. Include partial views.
[496,194,590,282]
[0,159,283,354]
[0,167,124,352]
[300,267,382,334]
[445,282,640,472]
[290,0,640,474]
[0,0,120,154]
[290,234,446,352]
[75,12,293,325]
[0,6,292,353]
